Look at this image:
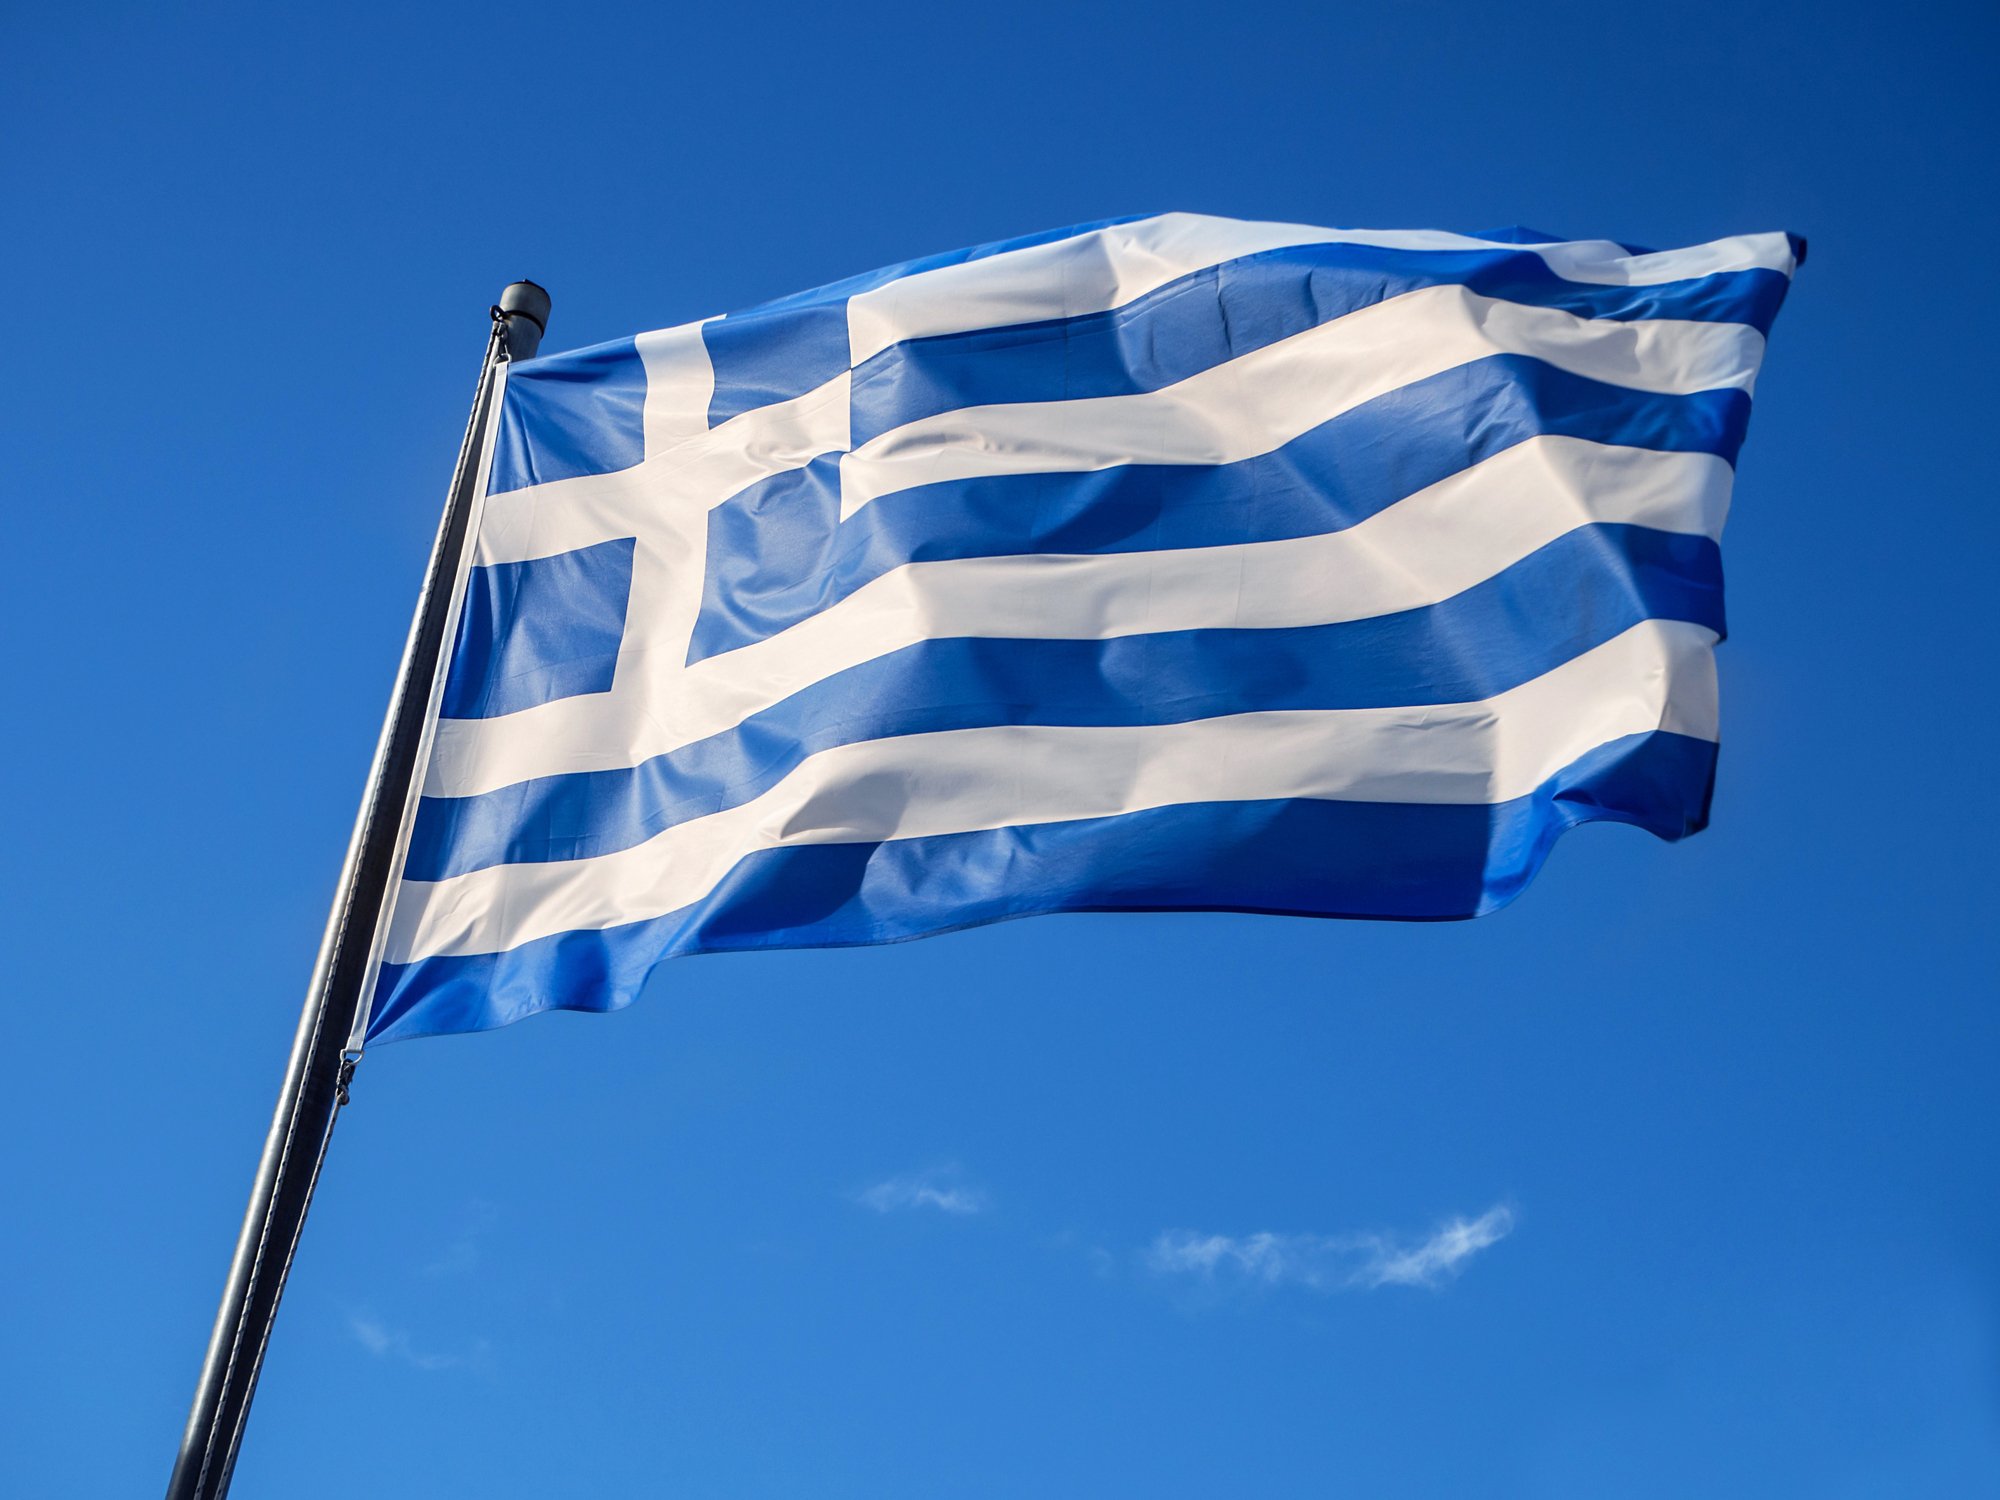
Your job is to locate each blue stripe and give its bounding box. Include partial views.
[704,303,851,429]
[440,537,638,720]
[406,523,1721,883]
[489,338,646,496]
[692,356,1748,664]
[701,215,1149,427]
[1468,226,1573,244]
[724,215,1152,319]
[848,242,1786,448]
[487,223,1789,494]
[370,728,1717,1043]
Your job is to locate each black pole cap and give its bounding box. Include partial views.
[497,280,551,359]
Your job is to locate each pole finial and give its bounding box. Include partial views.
[497,281,552,360]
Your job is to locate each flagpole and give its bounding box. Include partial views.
[164,282,551,1500]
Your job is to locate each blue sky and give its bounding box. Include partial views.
[5,1,1997,1493]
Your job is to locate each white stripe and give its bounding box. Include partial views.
[389,618,1717,963]
[636,319,714,455]
[841,285,1762,517]
[425,438,1730,798]
[846,212,1795,366]
[472,371,850,568]
[475,282,1756,570]
[473,275,1753,585]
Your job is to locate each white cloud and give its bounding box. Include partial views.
[1049,1228,1118,1279]
[423,1199,499,1278]
[346,1312,491,1373]
[855,1168,988,1216]
[1355,1206,1516,1289]
[1146,1205,1514,1294]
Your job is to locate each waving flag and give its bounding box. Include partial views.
[362,213,1797,1042]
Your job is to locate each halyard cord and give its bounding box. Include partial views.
[343,323,511,1052]
[211,1067,343,1493]
[189,309,513,1495]
[189,990,337,1496]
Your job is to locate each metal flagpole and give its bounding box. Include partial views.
[164,281,552,1500]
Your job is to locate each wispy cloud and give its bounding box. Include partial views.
[423,1199,499,1278]
[1355,1206,1516,1288]
[855,1167,988,1216]
[1146,1205,1515,1294]
[1052,1229,1120,1279]
[346,1312,492,1373]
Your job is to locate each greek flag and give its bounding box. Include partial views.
[362,213,1798,1043]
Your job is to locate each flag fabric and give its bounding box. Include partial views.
[360,212,1798,1044]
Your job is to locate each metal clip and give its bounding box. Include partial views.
[335,1054,358,1108]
